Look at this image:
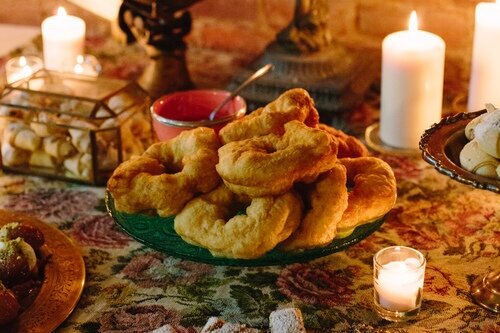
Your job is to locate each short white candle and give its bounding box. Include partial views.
[468,1,500,111]
[74,55,85,75]
[42,7,86,72]
[73,54,99,77]
[5,55,44,84]
[375,258,425,311]
[380,11,446,149]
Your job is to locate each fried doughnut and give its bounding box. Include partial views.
[336,157,397,233]
[280,163,349,251]
[107,127,221,217]
[318,124,368,158]
[219,88,319,144]
[217,121,338,198]
[174,184,303,259]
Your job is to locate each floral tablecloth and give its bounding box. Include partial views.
[0,34,499,333]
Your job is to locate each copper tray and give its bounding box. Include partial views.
[419,110,500,193]
[0,210,85,333]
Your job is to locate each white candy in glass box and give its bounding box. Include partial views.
[0,70,153,185]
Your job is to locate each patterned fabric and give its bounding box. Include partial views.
[0,35,499,333]
[0,152,498,333]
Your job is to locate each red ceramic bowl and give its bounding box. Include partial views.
[150,89,247,141]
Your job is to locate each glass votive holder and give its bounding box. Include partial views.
[373,246,426,322]
[5,55,44,84]
[72,54,102,77]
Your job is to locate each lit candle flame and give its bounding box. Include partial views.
[57,6,67,16]
[409,11,418,32]
[74,64,83,74]
[19,56,26,67]
[74,55,84,74]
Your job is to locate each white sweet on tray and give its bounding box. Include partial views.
[460,103,500,179]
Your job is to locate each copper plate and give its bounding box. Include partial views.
[419,110,500,193]
[0,210,85,333]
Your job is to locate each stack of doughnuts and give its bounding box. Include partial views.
[460,104,500,179]
[108,88,397,259]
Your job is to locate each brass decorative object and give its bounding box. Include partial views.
[118,0,200,98]
[228,0,378,122]
[277,0,333,53]
[0,210,85,333]
[471,270,500,313]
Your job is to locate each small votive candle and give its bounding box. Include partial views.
[373,246,426,322]
[5,56,44,84]
[73,54,101,77]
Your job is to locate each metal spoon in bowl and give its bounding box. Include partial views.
[208,63,273,121]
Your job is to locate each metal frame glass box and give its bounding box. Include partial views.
[0,70,153,185]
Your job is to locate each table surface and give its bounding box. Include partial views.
[0,31,499,333]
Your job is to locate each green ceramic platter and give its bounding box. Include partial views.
[106,191,385,267]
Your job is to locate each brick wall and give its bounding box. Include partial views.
[188,0,485,96]
[1,0,486,96]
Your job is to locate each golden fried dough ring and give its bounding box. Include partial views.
[280,163,349,251]
[107,127,221,217]
[219,88,319,144]
[319,124,368,158]
[336,157,397,232]
[174,184,303,259]
[217,121,338,198]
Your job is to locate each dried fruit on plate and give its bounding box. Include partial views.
[0,222,46,326]
[0,281,20,325]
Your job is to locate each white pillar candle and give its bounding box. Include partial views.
[42,7,86,72]
[374,258,425,311]
[380,11,446,149]
[468,1,500,111]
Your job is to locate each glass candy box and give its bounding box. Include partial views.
[0,70,153,185]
